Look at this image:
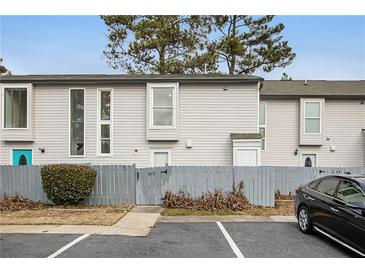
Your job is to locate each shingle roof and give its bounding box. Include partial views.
[230,133,262,139]
[261,80,365,97]
[0,74,262,84]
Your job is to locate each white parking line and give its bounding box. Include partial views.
[216,222,244,258]
[47,234,90,258]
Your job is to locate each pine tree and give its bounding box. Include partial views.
[208,16,296,74]
[0,58,10,74]
[101,16,217,74]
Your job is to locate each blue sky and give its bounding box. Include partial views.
[0,15,364,79]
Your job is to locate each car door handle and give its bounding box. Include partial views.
[330,207,339,212]
[304,194,315,201]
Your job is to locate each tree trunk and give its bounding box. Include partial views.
[229,16,237,74]
[158,46,166,74]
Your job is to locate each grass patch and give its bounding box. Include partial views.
[0,204,132,226]
[162,201,294,216]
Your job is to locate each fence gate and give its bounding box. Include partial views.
[136,166,171,205]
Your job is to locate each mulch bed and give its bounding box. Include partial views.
[0,195,46,211]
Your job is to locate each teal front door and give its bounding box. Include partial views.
[12,149,32,166]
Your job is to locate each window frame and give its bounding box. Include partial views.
[315,177,341,197]
[1,83,32,130]
[97,88,113,157]
[148,83,178,130]
[304,100,322,135]
[259,101,267,151]
[69,88,86,158]
[335,179,365,205]
[149,148,172,167]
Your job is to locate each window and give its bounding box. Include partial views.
[316,178,340,196]
[337,180,365,207]
[97,89,112,155]
[150,149,171,167]
[148,83,177,128]
[308,179,321,190]
[70,89,85,156]
[304,101,321,134]
[3,88,28,128]
[259,101,266,150]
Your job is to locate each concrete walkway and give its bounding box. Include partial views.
[0,206,163,237]
[0,207,296,236]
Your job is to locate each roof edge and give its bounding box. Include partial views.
[0,74,263,84]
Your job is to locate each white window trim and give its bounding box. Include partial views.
[149,148,172,167]
[69,88,86,158]
[147,82,178,130]
[97,88,113,157]
[259,101,267,151]
[9,148,33,165]
[1,83,32,130]
[300,152,319,167]
[303,99,322,135]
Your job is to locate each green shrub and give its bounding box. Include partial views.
[41,164,97,204]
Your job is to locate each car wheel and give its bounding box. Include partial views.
[298,206,313,234]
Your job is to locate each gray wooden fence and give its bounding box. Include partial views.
[0,165,136,205]
[1,165,364,207]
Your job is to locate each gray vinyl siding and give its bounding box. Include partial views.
[0,83,259,167]
[261,98,365,167]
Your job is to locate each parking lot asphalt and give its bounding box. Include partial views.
[0,222,354,258]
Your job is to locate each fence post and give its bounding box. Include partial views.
[133,164,137,205]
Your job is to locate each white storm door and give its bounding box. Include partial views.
[234,149,257,166]
[302,154,317,167]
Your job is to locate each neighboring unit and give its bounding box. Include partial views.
[0,75,364,167]
[260,80,365,167]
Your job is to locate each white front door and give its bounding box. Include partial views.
[234,149,257,166]
[302,154,317,167]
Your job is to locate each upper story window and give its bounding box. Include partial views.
[304,101,321,134]
[2,87,29,129]
[259,101,266,150]
[97,89,113,156]
[148,83,178,129]
[70,89,85,156]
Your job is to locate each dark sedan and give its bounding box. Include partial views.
[295,174,365,257]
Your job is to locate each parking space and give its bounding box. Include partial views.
[0,222,355,258]
[0,233,82,258]
[223,222,351,258]
[58,223,234,258]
